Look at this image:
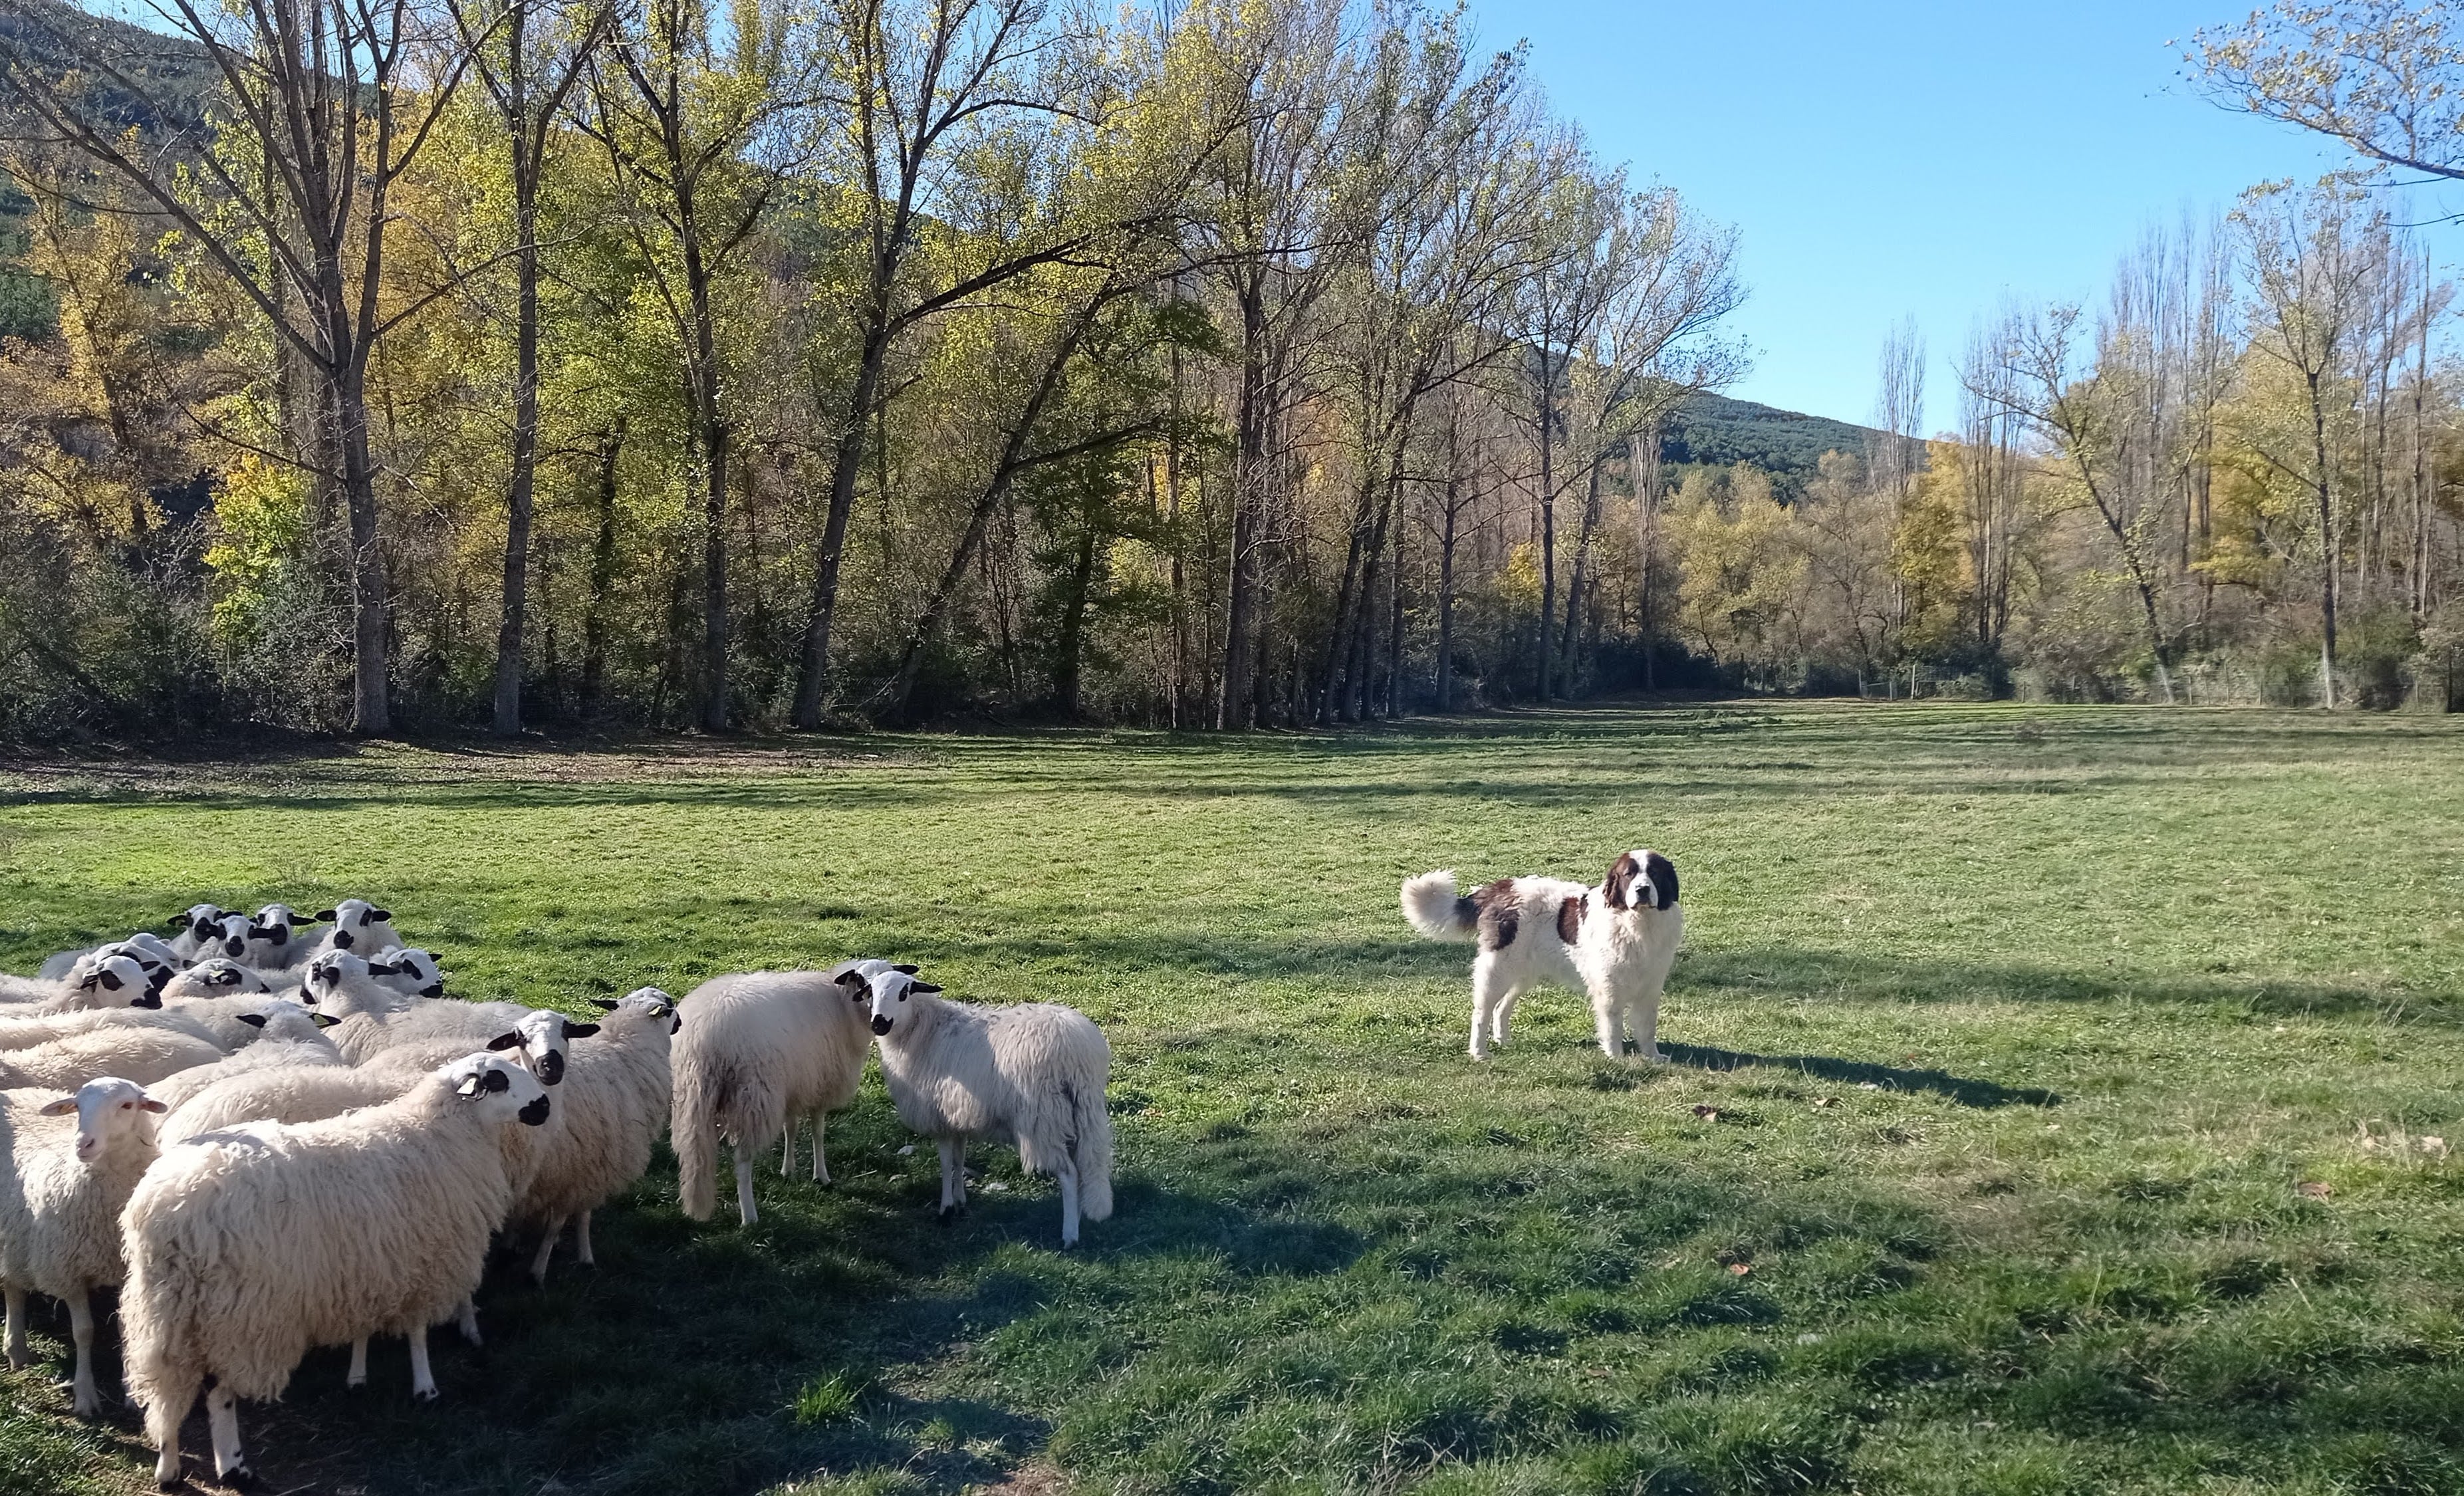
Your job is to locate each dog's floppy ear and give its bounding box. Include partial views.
[1644,851,1680,911]
[1603,852,1640,910]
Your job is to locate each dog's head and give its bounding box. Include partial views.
[1602,850,1680,913]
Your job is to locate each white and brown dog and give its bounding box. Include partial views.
[1402,850,1683,1061]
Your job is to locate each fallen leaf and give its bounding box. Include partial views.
[2421,1136,2449,1159]
[2297,1180,2332,1199]
[1728,1262,1753,1276]
[1812,1096,1838,1109]
[896,1144,917,1156]
[1690,1104,1721,1121]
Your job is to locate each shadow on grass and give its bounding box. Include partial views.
[1660,1041,2060,1108]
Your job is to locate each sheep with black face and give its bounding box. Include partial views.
[122,1052,552,1489]
[849,960,1114,1249]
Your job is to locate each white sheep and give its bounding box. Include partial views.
[297,950,418,1019]
[158,1063,411,1147]
[0,1076,166,1416]
[121,1052,553,1488]
[670,967,873,1225]
[0,1024,225,1090]
[850,961,1115,1248]
[2,951,166,1012]
[240,903,312,969]
[514,989,676,1283]
[298,898,403,960]
[158,958,273,1002]
[338,1000,586,1078]
[35,930,183,985]
[142,1005,346,1114]
[166,904,230,964]
[0,1003,221,1054]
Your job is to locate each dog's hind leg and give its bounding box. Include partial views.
[1469,954,1511,1060]
[1492,987,1523,1047]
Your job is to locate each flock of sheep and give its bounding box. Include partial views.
[0,900,1115,1490]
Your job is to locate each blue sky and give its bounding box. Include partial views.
[1471,0,2415,432]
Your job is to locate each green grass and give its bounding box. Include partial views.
[2,701,2461,1496]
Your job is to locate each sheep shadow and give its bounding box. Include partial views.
[169,1145,1361,1496]
[1658,1040,2060,1108]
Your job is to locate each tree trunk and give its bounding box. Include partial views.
[578,420,625,718]
[2310,370,2339,708]
[1535,367,1556,700]
[1217,279,1268,730]
[333,355,390,735]
[491,158,543,737]
[1052,519,1099,717]
[1556,457,1604,697]
[1435,475,1457,712]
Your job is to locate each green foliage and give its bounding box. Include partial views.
[1,703,2459,1493]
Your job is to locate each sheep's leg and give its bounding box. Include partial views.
[1056,1158,1082,1249]
[148,1369,197,1489]
[937,1138,965,1217]
[735,1148,760,1227]
[1469,954,1509,1060]
[205,1380,250,1484]
[811,1113,830,1184]
[407,1326,437,1402]
[529,1219,563,1286]
[65,1289,96,1416]
[4,1285,25,1368]
[347,1338,368,1389]
[780,1118,797,1178]
[576,1210,595,1267]
[455,1299,482,1346]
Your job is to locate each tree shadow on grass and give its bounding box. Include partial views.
[1659,1040,2060,1108]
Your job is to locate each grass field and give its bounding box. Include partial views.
[2,701,2461,1496]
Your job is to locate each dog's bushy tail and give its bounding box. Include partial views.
[1401,870,1473,941]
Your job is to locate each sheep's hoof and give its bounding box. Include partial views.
[412,1388,439,1405]
[217,1463,255,1491]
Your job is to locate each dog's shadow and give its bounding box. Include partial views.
[1658,1041,2058,1109]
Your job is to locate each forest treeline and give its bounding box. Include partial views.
[0,0,2458,741]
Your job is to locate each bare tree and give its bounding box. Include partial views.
[2188,3,2464,189]
[2,0,488,733]
[2236,179,2387,707]
[457,0,613,735]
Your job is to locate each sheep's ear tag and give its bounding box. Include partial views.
[37,1097,76,1116]
[486,1032,525,1051]
[457,1074,483,1098]
[589,998,620,1011]
[312,1013,340,1029]
[236,1013,269,1028]
[892,964,920,975]
[564,1022,600,1039]
[313,910,336,922]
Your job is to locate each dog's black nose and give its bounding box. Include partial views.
[870,1015,894,1036]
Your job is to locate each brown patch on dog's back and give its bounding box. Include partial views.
[1556,895,1584,944]
[1467,879,1520,950]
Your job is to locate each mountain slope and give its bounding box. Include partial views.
[1660,392,1886,493]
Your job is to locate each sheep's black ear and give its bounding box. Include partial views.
[892,963,919,975]
[312,1013,341,1029]
[486,1031,525,1051]
[131,993,162,1008]
[563,1022,600,1039]
[670,1016,682,1035]
[314,910,337,922]
[370,908,392,923]
[909,982,941,995]
[147,967,173,993]
[236,1013,269,1028]
[589,998,620,1011]
[364,961,397,976]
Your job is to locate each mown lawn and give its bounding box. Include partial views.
[2,701,2461,1496]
